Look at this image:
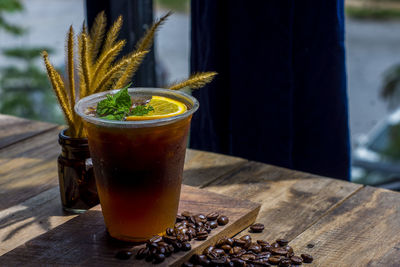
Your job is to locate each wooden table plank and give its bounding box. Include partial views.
[0,127,63,211]
[0,187,77,256]
[0,114,57,149]
[183,149,247,187]
[203,161,363,242]
[289,186,400,266]
[0,185,260,266]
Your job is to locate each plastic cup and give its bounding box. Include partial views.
[75,88,199,242]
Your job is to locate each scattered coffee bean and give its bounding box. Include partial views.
[268,256,281,265]
[149,235,163,243]
[181,211,192,218]
[135,247,149,260]
[291,255,303,265]
[196,230,208,240]
[307,243,315,248]
[206,212,220,221]
[182,261,194,267]
[271,247,288,256]
[279,257,291,266]
[276,238,289,247]
[217,215,229,225]
[250,223,265,233]
[301,253,313,263]
[182,242,192,251]
[208,220,218,229]
[115,250,132,260]
[153,253,165,264]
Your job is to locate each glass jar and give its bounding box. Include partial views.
[57,128,99,213]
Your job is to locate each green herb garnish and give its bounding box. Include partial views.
[96,84,154,120]
[130,105,154,116]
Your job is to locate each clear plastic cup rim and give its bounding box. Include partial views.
[74,87,199,128]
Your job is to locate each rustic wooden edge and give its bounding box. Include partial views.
[0,185,261,266]
[0,114,58,149]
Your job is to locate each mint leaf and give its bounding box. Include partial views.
[130,105,154,116]
[114,87,131,107]
[96,84,132,120]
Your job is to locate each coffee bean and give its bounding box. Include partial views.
[301,253,313,263]
[166,227,175,236]
[153,253,165,264]
[257,240,269,246]
[241,253,256,261]
[164,235,177,244]
[248,244,262,254]
[217,215,229,225]
[291,255,303,265]
[268,256,281,265]
[197,255,210,266]
[221,244,232,253]
[211,256,228,265]
[240,235,252,242]
[276,239,289,247]
[148,242,159,250]
[181,211,192,218]
[157,246,166,254]
[231,258,246,267]
[270,247,288,256]
[208,220,218,229]
[196,231,208,240]
[149,235,163,243]
[271,242,280,248]
[257,251,271,259]
[176,214,186,222]
[115,250,132,260]
[135,247,149,260]
[206,212,220,221]
[172,241,182,252]
[250,223,265,233]
[182,242,192,251]
[234,238,247,247]
[182,261,194,267]
[307,243,314,248]
[203,245,215,255]
[279,258,291,266]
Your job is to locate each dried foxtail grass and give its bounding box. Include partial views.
[66,26,75,111]
[89,11,107,63]
[135,12,172,53]
[168,72,217,91]
[43,12,216,138]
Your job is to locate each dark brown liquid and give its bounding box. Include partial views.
[85,116,191,242]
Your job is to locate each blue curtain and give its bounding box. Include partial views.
[190,0,350,180]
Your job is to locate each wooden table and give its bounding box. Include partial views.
[0,114,399,266]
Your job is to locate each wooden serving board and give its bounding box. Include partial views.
[0,185,260,266]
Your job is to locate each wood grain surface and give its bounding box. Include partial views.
[0,185,260,266]
[0,114,57,149]
[0,127,63,211]
[205,161,362,242]
[289,186,400,266]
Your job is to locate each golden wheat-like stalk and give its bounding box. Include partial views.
[89,11,107,63]
[168,72,217,91]
[79,33,91,98]
[42,52,75,133]
[114,50,149,89]
[135,12,171,53]
[101,15,123,55]
[94,50,148,93]
[90,40,126,92]
[66,26,76,111]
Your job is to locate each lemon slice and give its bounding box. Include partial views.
[126,96,187,121]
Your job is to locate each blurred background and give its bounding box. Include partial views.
[1,0,400,189]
